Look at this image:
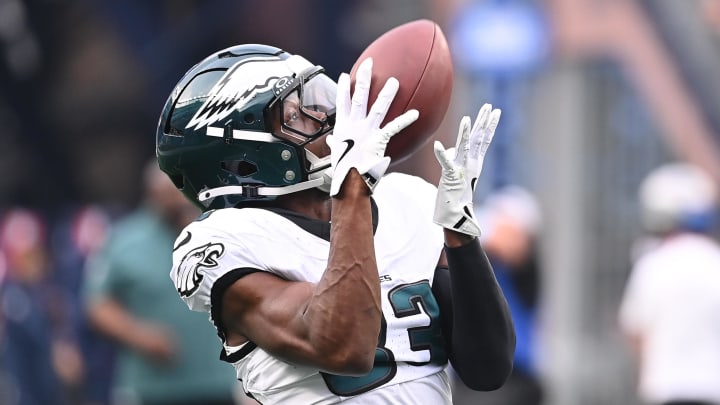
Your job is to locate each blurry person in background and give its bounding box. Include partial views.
[450,186,544,405]
[619,162,720,405]
[51,206,115,405]
[83,159,240,405]
[0,208,84,405]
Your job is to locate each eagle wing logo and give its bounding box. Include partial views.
[185,56,291,131]
[175,242,225,297]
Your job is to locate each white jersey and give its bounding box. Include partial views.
[619,233,720,404]
[170,173,451,404]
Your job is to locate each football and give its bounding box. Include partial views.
[350,19,453,164]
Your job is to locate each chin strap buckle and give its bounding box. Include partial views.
[242,185,260,199]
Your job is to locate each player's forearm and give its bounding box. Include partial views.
[306,171,382,373]
[444,234,515,390]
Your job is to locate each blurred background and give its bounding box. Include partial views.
[2,0,720,404]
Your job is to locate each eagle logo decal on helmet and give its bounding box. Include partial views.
[175,242,225,297]
[186,56,290,130]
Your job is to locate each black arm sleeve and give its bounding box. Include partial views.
[433,238,516,391]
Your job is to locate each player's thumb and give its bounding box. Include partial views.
[367,156,392,182]
[433,141,453,170]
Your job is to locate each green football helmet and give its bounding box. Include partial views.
[156,44,336,210]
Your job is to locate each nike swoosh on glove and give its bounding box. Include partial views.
[433,103,501,237]
[327,57,419,197]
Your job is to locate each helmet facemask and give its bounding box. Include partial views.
[265,66,336,191]
[266,66,337,146]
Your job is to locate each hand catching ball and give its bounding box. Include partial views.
[350,19,454,164]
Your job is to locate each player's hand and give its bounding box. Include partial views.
[327,57,419,197]
[433,103,501,237]
[132,324,177,365]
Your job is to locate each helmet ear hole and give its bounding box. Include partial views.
[222,160,258,177]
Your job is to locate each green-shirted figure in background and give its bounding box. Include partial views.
[83,160,242,405]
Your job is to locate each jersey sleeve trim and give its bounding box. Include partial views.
[220,340,258,363]
[210,267,265,342]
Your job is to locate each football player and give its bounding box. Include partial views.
[157,44,515,404]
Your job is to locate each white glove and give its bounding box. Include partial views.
[433,103,501,237]
[327,57,419,197]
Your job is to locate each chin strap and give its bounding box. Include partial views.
[197,153,332,205]
[197,177,327,203]
[306,152,332,193]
